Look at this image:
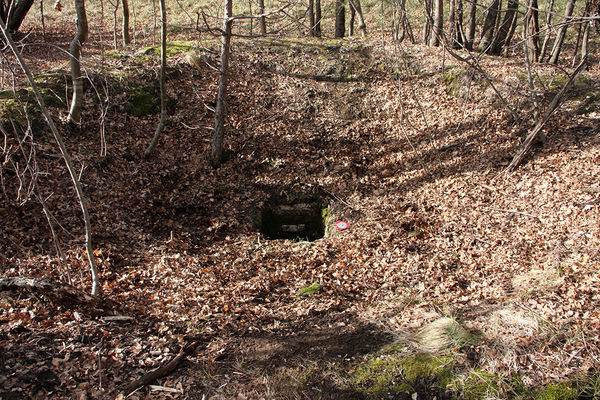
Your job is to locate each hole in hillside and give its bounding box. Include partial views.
[260,197,329,241]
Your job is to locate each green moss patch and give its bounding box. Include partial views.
[536,382,578,400]
[124,86,159,116]
[353,351,453,398]
[297,282,321,297]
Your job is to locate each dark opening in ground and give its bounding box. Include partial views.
[260,198,328,241]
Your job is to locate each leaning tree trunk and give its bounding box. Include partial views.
[144,0,166,157]
[465,0,477,50]
[489,0,518,54]
[334,0,345,37]
[210,0,233,167]
[548,0,576,64]
[480,0,501,51]
[67,0,88,125]
[258,0,266,35]
[122,0,130,45]
[0,19,100,296]
[429,0,443,45]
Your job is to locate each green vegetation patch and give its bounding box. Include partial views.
[353,351,453,398]
[124,85,159,116]
[537,382,578,400]
[139,40,217,57]
[448,370,517,400]
[417,317,476,352]
[297,282,322,297]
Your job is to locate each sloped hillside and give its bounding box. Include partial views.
[1,37,599,399]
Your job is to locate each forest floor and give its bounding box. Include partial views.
[1,26,600,399]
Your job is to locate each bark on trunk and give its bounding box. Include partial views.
[4,0,34,33]
[314,0,321,36]
[122,0,130,45]
[258,0,266,35]
[210,0,233,167]
[538,0,555,61]
[579,3,590,64]
[489,0,518,54]
[465,0,477,50]
[422,0,432,44]
[429,0,443,46]
[480,0,501,51]
[349,0,366,35]
[334,0,345,37]
[525,0,540,61]
[67,0,88,125]
[308,0,315,36]
[548,0,576,64]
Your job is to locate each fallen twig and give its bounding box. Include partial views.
[488,208,543,223]
[123,341,200,395]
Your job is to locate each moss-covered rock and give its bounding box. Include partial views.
[124,86,159,116]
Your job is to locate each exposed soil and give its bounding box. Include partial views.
[1,26,600,399]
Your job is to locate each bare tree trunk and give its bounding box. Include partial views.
[334,0,345,37]
[258,0,266,35]
[349,5,355,35]
[67,0,88,125]
[39,0,46,41]
[308,0,315,36]
[112,0,119,49]
[538,0,554,61]
[210,0,233,167]
[122,0,130,45]
[503,2,519,54]
[548,0,576,64]
[4,0,35,33]
[144,0,166,158]
[429,0,443,46]
[579,2,590,64]
[524,0,540,61]
[449,0,464,47]
[490,0,518,54]
[480,0,501,51]
[465,0,477,50]
[314,0,321,36]
[422,0,432,43]
[0,20,100,295]
[449,0,456,44]
[349,0,367,36]
[571,0,590,66]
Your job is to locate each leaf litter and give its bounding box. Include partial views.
[0,32,599,398]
